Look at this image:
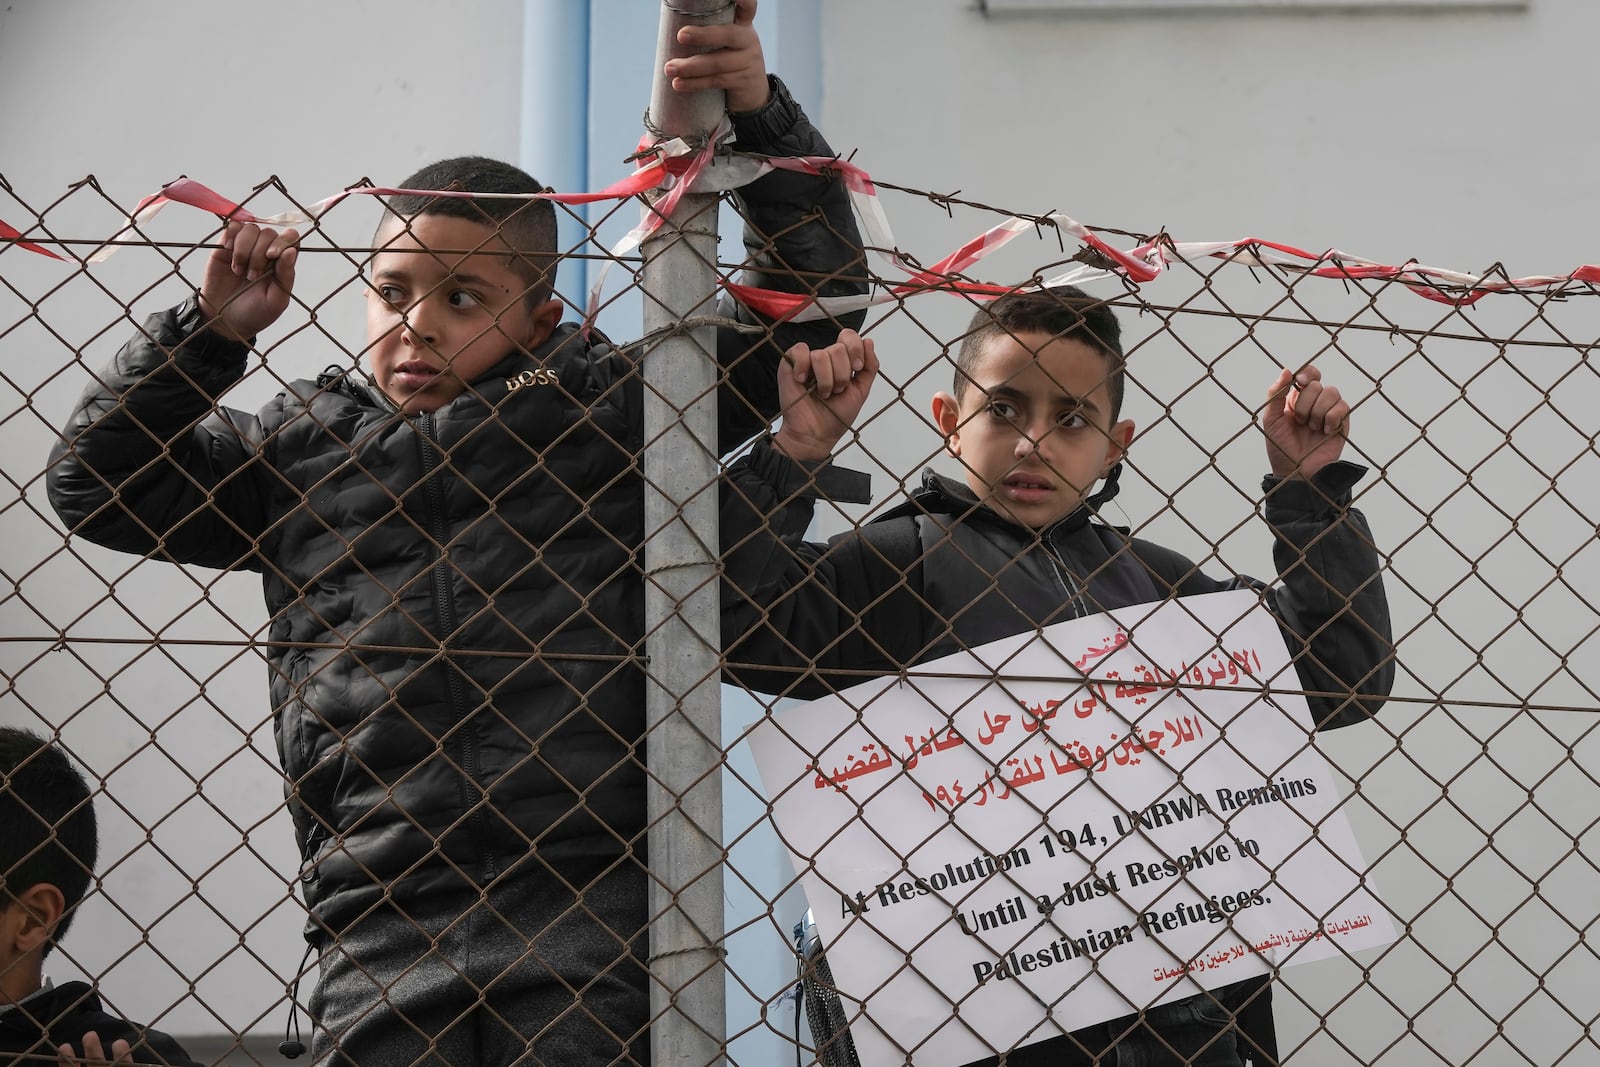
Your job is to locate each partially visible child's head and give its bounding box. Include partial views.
[367,156,564,415]
[1,728,97,998]
[932,286,1135,530]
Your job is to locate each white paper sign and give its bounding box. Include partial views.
[747,591,1394,1067]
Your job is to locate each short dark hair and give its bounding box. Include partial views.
[0,728,97,955]
[955,286,1126,419]
[376,156,560,306]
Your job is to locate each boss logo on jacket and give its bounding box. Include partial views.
[505,367,559,393]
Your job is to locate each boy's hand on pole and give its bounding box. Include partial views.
[199,220,300,344]
[1262,365,1350,480]
[771,330,877,463]
[666,0,771,114]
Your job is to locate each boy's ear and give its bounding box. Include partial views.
[6,884,65,955]
[522,299,563,349]
[931,391,962,458]
[1103,418,1136,475]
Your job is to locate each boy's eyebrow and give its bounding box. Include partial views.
[443,270,515,293]
[984,381,1103,416]
[369,264,515,294]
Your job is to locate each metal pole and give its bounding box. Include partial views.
[642,2,732,1065]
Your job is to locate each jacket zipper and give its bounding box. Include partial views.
[1042,522,1089,622]
[417,413,498,882]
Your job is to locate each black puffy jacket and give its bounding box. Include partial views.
[724,444,1392,728]
[46,80,865,934]
[720,442,1394,1067]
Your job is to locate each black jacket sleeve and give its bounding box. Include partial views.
[715,75,868,453]
[1129,460,1394,730]
[45,297,279,571]
[721,440,924,697]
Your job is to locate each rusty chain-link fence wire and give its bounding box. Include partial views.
[3,163,1598,1067]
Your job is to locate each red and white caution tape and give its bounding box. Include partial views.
[7,146,1600,317]
[0,218,62,260]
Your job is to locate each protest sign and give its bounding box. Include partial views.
[747,590,1394,1067]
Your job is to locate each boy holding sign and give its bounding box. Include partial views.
[720,287,1393,1066]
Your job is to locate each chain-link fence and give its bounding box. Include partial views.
[4,125,1599,1067]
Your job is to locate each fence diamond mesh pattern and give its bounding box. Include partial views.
[3,169,1598,1067]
